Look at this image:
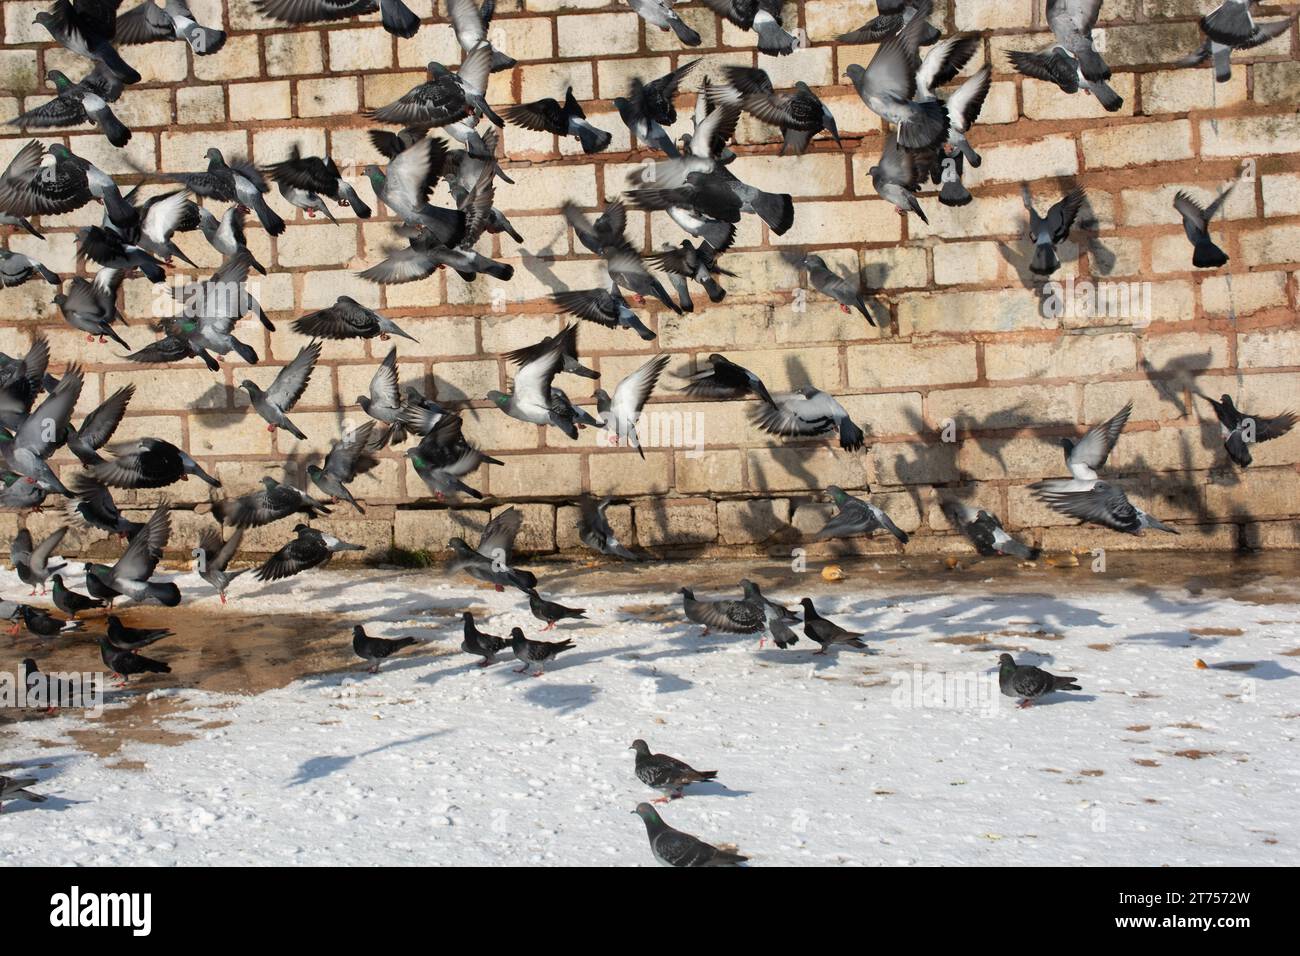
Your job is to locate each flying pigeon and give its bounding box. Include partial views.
[1008,41,1122,112]
[195,526,246,603]
[308,421,384,513]
[65,475,143,539]
[76,225,166,283]
[551,288,656,341]
[799,253,873,323]
[447,508,536,591]
[165,148,285,237]
[508,626,574,676]
[595,354,671,458]
[106,614,171,652]
[446,0,515,72]
[51,572,105,616]
[352,624,417,673]
[681,353,774,405]
[461,611,508,667]
[85,502,182,607]
[267,145,371,220]
[722,65,840,155]
[117,0,226,53]
[0,140,93,220]
[630,739,718,803]
[0,774,48,812]
[198,206,268,276]
[504,88,612,154]
[368,50,500,126]
[632,803,747,866]
[699,0,797,56]
[840,0,940,45]
[646,240,734,309]
[254,0,420,39]
[870,133,929,222]
[1201,393,1297,468]
[0,249,60,288]
[213,477,331,528]
[815,486,909,544]
[844,11,949,150]
[0,364,84,495]
[99,635,170,686]
[1176,0,1292,82]
[627,0,701,46]
[122,189,202,266]
[255,524,365,581]
[678,586,764,636]
[614,59,700,156]
[363,134,453,231]
[1036,400,1132,492]
[34,0,141,83]
[998,653,1081,708]
[525,588,586,631]
[751,386,867,452]
[293,296,418,342]
[1022,185,1086,276]
[405,412,501,501]
[799,597,867,655]
[943,500,1040,560]
[1174,186,1234,269]
[0,211,44,239]
[11,526,68,594]
[8,67,131,147]
[53,270,126,348]
[505,325,598,382]
[238,340,321,440]
[579,497,640,561]
[487,332,571,430]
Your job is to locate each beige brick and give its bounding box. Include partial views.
[900,289,1055,335]
[487,453,582,497]
[230,81,292,122]
[676,449,746,494]
[1202,271,1288,316]
[297,76,360,118]
[1141,68,1247,113]
[194,34,260,81]
[1021,74,1137,121]
[848,343,978,389]
[1238,327,1300,369]
[718,498,793,545]
[1081,120,1192,169]
[1199,115,1300,158]
[1253,60,1300,105]
[633,498,717,546]
[557,12,640,57]
[985,333,1136,381]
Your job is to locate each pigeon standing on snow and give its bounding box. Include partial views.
[525,588,586,631]
[509,627,574,676]
[52,573,105,616]
[678,586,764,636]
[628,0,701,46]
[752,386,867,452]
[630,739,719,802]
[816,486,909,544]
[1174,185,1235,269]
[0,774,48,812]
[1201,393,1297,468]
[943,500,1040,560]
[254,524,365,582]
[799,598,867,655]
[352,625,417,673]
[1177,0,1293,82]
[238,341,321,440]
[998,653,1081,708]
[740,579,799,649]
[1022,185,1086,276]
[461,611,508,667]
[632,803,747,866]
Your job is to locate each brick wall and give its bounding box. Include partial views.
[1,0,1298,560]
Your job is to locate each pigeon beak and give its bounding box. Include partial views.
[391,327,419,343]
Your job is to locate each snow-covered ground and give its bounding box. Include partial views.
[2,558,1298,866]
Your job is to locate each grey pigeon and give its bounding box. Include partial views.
[525,588,586,631]
[799,597,867,655]
[751,386,866,452]
[487,333,570,429]
[699,0,796,56]
[681,353,773,407]
[1023,185,1086,276]
[405,412,501,501]
[166,148,285,237]
[293,296,418,342]
[198,206,268,276]
[632,803,747,866]
[213,477,331,528]
[943,500,1040,560]
[238,341,321,440]
[254,523,365,581]
[352,624,417,673]
[267,144,372,220]
[552,288,655,341]
[870,133,929,223]
[723,66,840,155]
[254,0,419,39]
[76,225,165,283]
[631,739,718,802]
[362,136,453,233]
[461,611,508,666]
[628,0,701,46]
[1174,186,1234,269]
[1035,480,1180,536]
[678,586,763,635]
[998,653,1081,708]
[53,271,123,348]
[840,0,940,45]
[0,249,60,288]
[367,50,499,126]
[646,240,734,308]
[117,0,226,53]
[0,774,48,812]
[816,486,909,544]
[1008,44,1122,112]
[357,348,410,442]
[13,604,84,639]
[12,526,68,594]
[90,437,220,489]
[1177,1,1292,82]
[86,502,181,607]
[446,0,515,72]
[1,364,84,495]
[508,626,574,676]
[504,87,611,154]
[65,475,142,538]
[0,139,93,219]
[1045,0,1112,82]
[8,67,131,147]
[800,253,873,324]
[579,497,640,561]
[1202,393,1297,469]
[740,579,800,649]
[308,420,384,513]
[195,526,246,603]
[34,0,141,83]
[505,325,598,381]
[594,354,670,458]
[447,507,537,591]
[844,10,948,149]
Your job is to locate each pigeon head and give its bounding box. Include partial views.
[363,165,385,187]
[293,523,311,534]
[33,11,53,26]
[353,624,366,639]
[509,627,526,642]
[48,70,71,89]
[461,611,474,624]
[629,739,650,755]
[632,802,661,822]
[427,61,452,77]
[826,486,848,505]
[486,390,510,408]
[799,597,815,611]
[1218,394,1235,409]
[305,463,323,481]
[238,379,260,396]
[204,147,224,164]
[843,65,866,85]
[447,536,472,554]
[677,587,693,598]
[998,653,1016,669]
[261,476,279,490]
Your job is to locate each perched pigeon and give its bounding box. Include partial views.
[943,500,1040,560]
[238,341,321,440]
[106,614,171,652]
[308,421,384,513]
[681,353,773,407]
[8,67,131,147]
[845,12,949,150]
[90,437,220,489]
[51,572,105,616]
[213,477,330,528]
[632,803,747,866]
[85,502,182,607]
[255,524,365,581]
[595,354,670,458]
[293,296,418,342]
[461,611,508,667]
[99,635,170,685]
[352,624,417,673]
[699,0,797,56]
[0,774,48,812]
[1202,393,1297,469]
[678,586,763,635]
[816,486,909,544]
[1174,186,1234,269]
[195,526,246,603]
[579,497,640,561]
[12,604,83,639]
[405,413,501,501]
[627,0,701,46]
[998,653,1081,708]
[1022,185,1086,276]
[504,88,612,154]
[525,588,586,631]
[448,508,537,591]
[752,385,866,452]
[630,739,718,802]
[1177,0,1292,82]
[117,0,227,53]
[34,0,141,83]
[508,626,574,676]
[799,597,867,655]
[12,526,68,594]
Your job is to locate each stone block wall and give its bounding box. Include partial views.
[1,0,1298,559]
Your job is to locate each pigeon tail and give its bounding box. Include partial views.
[575,122,612,154]
[670,18,702,46]
[748,190,795,235]
[1225,430,1252,468]
[1213,45,1233,83]
[480,259,515,281]
[756,21,798,56]
[1091,81,1124,113]
[98,109,131,148]
[896,100,948,150]
[1192,238,1229,269]
[702,277,726,303]
[1030,242,1060,276]
[939,178,972,207]
[1052,674,1081,692]
[380,0,421,39]
[1075,47,1111,83]
[838,417,866,452]
[96,45,142,85]
[144,582,183,607]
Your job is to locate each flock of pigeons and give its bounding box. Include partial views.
[0,0,1297,861]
